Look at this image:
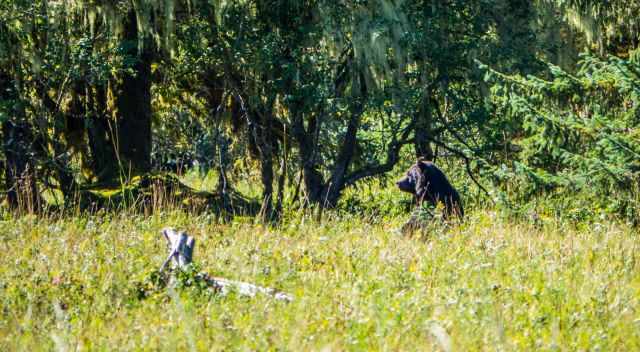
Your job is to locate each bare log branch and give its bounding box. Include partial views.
[159,228,292,302]
[204,276,293,302]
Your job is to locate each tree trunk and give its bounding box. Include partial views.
[0,72,41,212]
[256,110,275,220]
[323,105,362,207]
[414,94,435,160]
[323,71,367,207]
[215,126,233,212]
[274,145,287,216]
[3,121,41,213]
[260,148,274,219]
[111,9,153,177]
[87,85,120,183]
[291,113,324,205]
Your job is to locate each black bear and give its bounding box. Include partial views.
[396,160,464,220]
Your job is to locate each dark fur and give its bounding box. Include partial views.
[396,160,464,219]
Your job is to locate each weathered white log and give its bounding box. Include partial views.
[160,228,195,271]
[159,228,293,302]
[205,276,293,302]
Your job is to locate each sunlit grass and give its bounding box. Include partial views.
[0,206,638,350]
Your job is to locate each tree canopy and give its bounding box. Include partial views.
[1,0,638,222]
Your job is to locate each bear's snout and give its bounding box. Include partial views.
[396,177,414,193]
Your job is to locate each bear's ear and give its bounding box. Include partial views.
[417,160,431,173]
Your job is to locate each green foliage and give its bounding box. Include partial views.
[130,263,218,302]
[338,177,413,221]
[482,54,640,223]
[130,268,170,301]
[0,0,639,222]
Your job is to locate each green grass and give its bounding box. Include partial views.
[0,207,639,350]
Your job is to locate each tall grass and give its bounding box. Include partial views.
[1,201,638,350]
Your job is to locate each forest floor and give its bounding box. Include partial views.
[1,205,639,351]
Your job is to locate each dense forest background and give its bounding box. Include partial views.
[0,0,638,223]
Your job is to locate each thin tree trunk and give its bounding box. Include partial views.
[1,72,41,212]
[274,146,287,216]
[257,111,274,221]
[215,126,232,212]
[3,121,41,213]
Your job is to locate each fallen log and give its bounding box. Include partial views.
[160,228,293,302]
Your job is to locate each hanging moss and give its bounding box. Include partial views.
[546,0,640,53]
[52,0,179,53]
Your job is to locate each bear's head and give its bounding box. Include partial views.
[396,160,432,196]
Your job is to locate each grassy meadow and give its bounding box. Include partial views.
[4,1,640,350]
[1,185,639,351]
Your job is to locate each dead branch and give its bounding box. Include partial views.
[160,228,293,302]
